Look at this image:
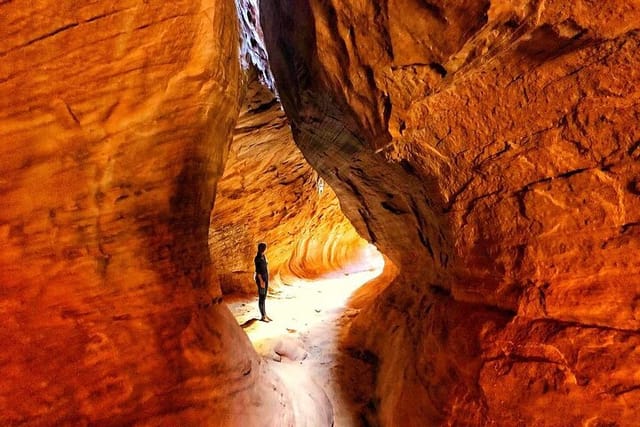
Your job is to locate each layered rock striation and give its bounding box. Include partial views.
[261,0,640,425]
[209,75,373,295]
[4,0,640,424]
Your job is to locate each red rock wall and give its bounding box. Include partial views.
[0,1,294,424]
[209,76,373,294]
[261,0,640,425]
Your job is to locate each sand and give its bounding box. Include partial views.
[226,267,382,427]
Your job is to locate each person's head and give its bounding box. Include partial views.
[257,242,267,254]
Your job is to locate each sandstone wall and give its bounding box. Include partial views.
[0,1,294,424]
[261,0,640,425]
[209,75,373,295]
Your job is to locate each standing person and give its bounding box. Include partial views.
[254,242,271,322]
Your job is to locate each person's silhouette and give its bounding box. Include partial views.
[254,242,271,322]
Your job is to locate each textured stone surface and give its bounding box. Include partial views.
[5,0,640,424]
[209,75,372,295]
[0,1,295,424]
[261,0,640,424]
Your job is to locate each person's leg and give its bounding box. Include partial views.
[258,291,266,319]
[256,276,266,320]
[263,279,272,321]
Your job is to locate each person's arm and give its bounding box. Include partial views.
[256,255,267,287]
[254,256,263,287]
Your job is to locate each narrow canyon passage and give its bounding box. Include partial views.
[2,0,640,426]
[208,62,388,425]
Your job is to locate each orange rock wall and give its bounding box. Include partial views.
[209,76,372,294]
[0,1,294,424]
[261,0,640,425]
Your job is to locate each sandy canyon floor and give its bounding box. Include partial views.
[226,266,383,427]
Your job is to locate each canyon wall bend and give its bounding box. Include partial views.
[260,0,640,425]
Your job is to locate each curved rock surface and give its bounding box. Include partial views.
[4,0,640,425]
[209,75,373,295]
[260,0,640,425]
[0,1,295,424]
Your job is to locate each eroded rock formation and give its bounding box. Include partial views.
[209,75,373,294]
[260,0,640,425]
[4,0,640,424]
[0,1,296,424]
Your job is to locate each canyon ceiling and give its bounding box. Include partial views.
[1,0,639,426]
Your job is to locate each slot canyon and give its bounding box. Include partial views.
[1,0,640,426]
